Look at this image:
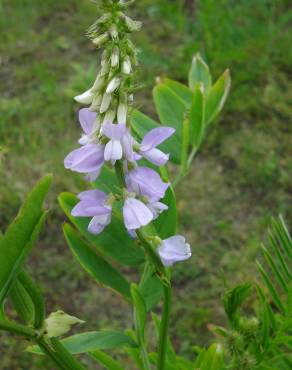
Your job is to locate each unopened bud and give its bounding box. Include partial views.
[109,25,118,40]
[111,47,119,68]
[74,89,93,105]
[100,93,112,113]
[92,74,105,92]
[122,15,142,32]
[89,94,102,111]
[103,109,116,125]
[106,77,120,94]
[117,102,127,124]
[122,56,131,74]
[44,310,85,338]
[92,33,108,47]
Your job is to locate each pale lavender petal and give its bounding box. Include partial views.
[147,201,168,219]
[64,144,105,173]
[84,169,102,181]
[142,148,169,166]
[103,122,127,140]
[88,213,112,234]
[79,108,97,134]
[157,235,192,266]
[78,189,107,203]
[123,198,153,230]
[140,127,175,151]
[126,167,168,202]
[71,200,111,217]
[104,140,123,163]
[121,131,135,161]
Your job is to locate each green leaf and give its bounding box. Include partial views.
[28,330,138,355]
[189,83,205,148]
[131,110,181,164]
[163,78,193,107]
[89,350,124,370]
[153,187,177,239]
[63,224,131,300]
[9,277,35,325]
[0,175,51,305]
[257,260,285,313]
[139,274,163,312]
[59,192,144,266]
[131,284,147,340]
[199,343,224,370]
[153,84,186,161]
[205,69,231,126]
[93,166,119,194]
[188,53,212,92]
[223,283,252,323]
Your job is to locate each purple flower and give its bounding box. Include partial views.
[138,127,175,166]
[71,190,112,234]
[126,166,169,202]
[147,201,168,219]
[157,235,192,266]
[78,108,99,145]
[64,143,105,180]
[123,197,153,230]
[103,123,128,164]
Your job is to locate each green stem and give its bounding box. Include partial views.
[50,337,88,370]
[37,337,68,370]
[140,340,152,370]
[157,282,171,370]
[0,319,36,338]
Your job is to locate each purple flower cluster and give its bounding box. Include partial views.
[64,108,175,235]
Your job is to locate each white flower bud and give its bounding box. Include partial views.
[89,94,102,111]
[44,311,85,338]
[92,74,105,92]
[100,93,112,113]
[122,56,131,74]
[103,109,116,125]
[74,89,93,105]
[106,77,120,94]
[111,47,119,68]
[92,33,108,47]
[109,25,118,40]
[122,15,142,32]
[117,102,127,124]
[128,94,134,103]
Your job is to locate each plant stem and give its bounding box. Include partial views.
[157,282,171,370]
[0,319,36,339]
[37,337,68,370]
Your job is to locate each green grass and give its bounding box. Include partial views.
[0,0,291,368]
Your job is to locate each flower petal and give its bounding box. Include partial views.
[104,140,123,163]
[103,122,127,140]
[157,235,192,266]
[140,127,175,151]
[142,148,169,166]
[78,189,107,203]
[123,198,153,230]
[74,89,93,105]
[78,108,97,134]
[64,144,105,173]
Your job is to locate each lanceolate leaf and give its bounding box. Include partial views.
[0,175,51,305]
[189,83,205,148]
[28,330,138,355]
[163,78,193,107]
[63,224,131,300]
[188,53,212,92]
[205,69,231,126]
[200,344,224,370]
[9,277,35,325]
[153,84,185,161]
[131,284,147,340]
[59,192,144,266]
[153,187,177,239]
[89,350,124,370]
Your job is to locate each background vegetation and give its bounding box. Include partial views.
[0,0,291,368]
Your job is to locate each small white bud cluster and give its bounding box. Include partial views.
[74,2,141,133]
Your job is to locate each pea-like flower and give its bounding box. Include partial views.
[64,143,105,181]
[157,235,192,266]
[123,197,154,230]
[71,189,112,234]
[126,166,169,202]
[78,108,99,145]
[138,127,175,166]
[103,122,134,164]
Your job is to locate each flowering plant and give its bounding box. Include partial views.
[0,1,291,370]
